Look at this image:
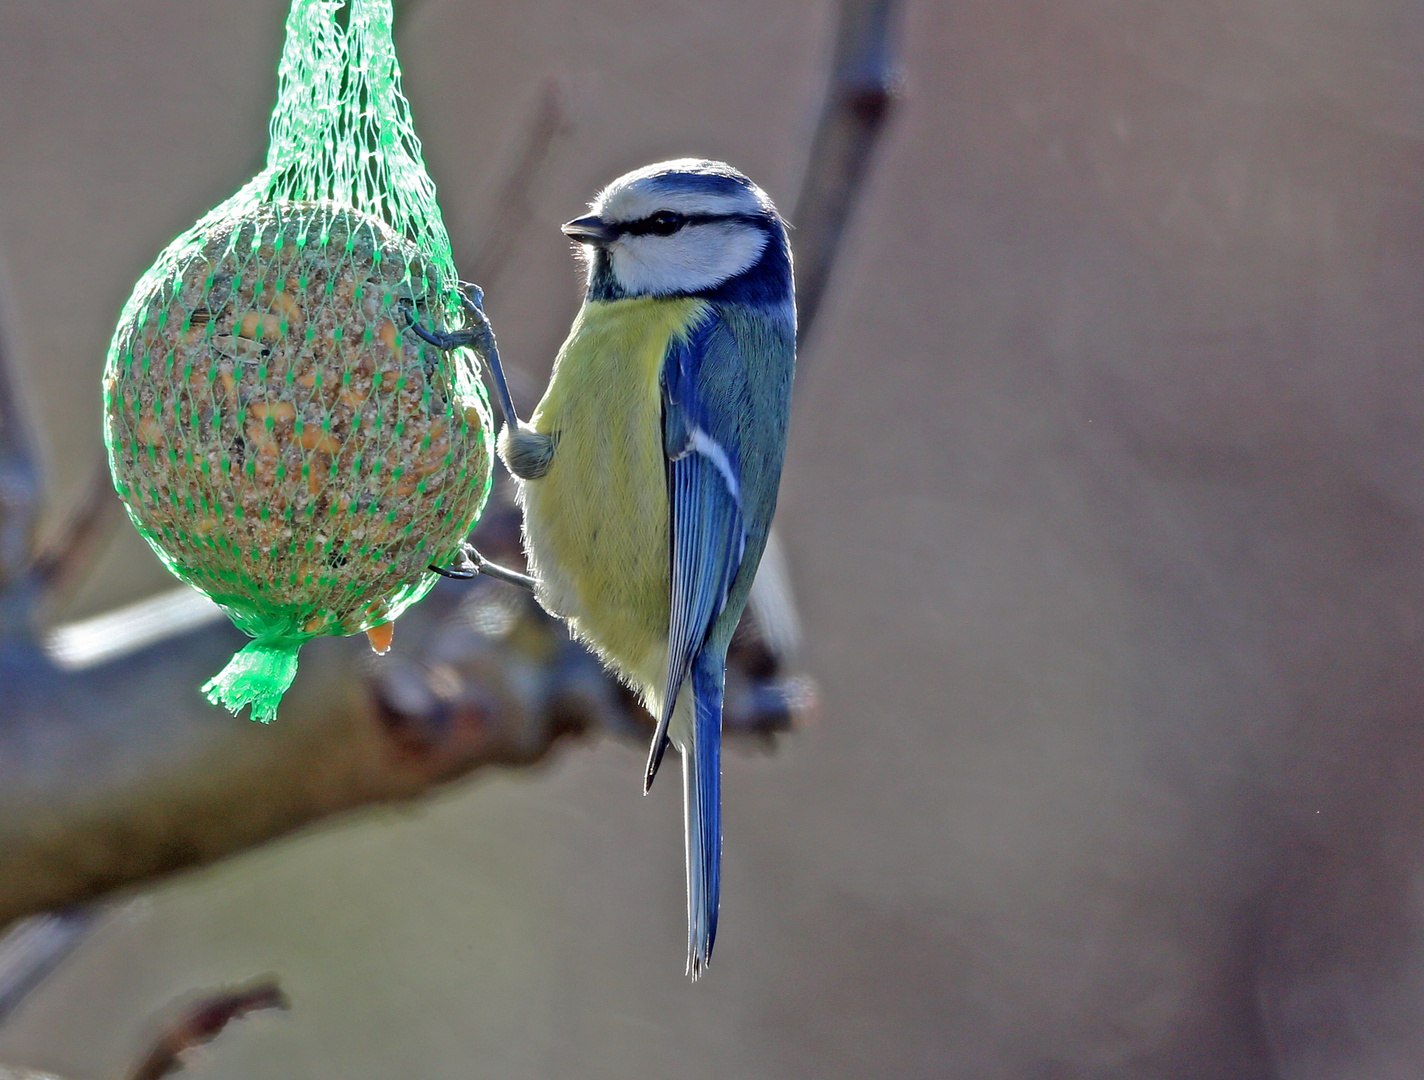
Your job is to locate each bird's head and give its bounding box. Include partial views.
[563,159,791,305]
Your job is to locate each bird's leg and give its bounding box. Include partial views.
[404,283,555,482]
[404,283,520,430]
[406,291,540,587]
[429,543,537,592]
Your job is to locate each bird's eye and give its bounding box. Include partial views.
[646,211,686,236]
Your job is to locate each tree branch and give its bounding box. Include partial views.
[0,908,101,1025]
[0,975,287,1080]
[0,487,808,933]
[125,978,288,1080]
[28,458,124,610]
[0,259,43,605]
[791,0,903,346]
[465,80,571,289]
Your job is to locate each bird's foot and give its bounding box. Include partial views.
[429,543,537,592]
[402,283,521,430]
[403,283,495,353]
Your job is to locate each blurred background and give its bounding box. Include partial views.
[4,0,1424,1076]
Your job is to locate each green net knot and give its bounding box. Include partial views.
[201,637,306,724]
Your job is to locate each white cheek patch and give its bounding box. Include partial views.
[609,222,768,295]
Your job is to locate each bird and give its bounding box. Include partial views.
[491,159,796,977]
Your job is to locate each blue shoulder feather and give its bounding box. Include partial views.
[645,312,747,786]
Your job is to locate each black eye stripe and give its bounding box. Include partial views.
[619,211,764,237]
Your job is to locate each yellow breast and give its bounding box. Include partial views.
[521,295,710,695]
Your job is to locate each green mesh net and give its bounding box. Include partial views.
[102,0,493,723]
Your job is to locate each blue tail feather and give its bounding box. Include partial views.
[683,651,724,978]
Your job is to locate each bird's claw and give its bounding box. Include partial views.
[428,544,537,592]
[456,280,486,313]
[428,543,481,580]
[400,278,522,433]
[401,288,494,356]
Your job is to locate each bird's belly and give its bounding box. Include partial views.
[521,297,709,694]
[524,412,669,685]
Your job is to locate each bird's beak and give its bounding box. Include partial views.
[561,215,617,246]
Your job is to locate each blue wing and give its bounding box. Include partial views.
[644,313,747,790]
[646,303,794,976]
[648,311,748,978]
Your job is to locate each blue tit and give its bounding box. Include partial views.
[499,159,796,978]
